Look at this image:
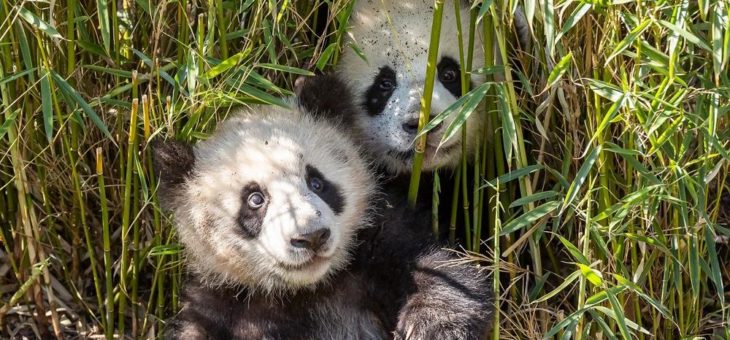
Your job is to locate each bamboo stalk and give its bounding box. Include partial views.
[407,0,445,207]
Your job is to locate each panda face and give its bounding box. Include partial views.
[337,0,485,174]
[156,108,373,294]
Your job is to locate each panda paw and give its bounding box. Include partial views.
[394,307,479,340]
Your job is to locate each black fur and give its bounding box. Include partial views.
[306,164,345,215]
[235,182,269,238]
[296,73,358,127]
[362,66,397,116]
[437,56,463,98]
[150,139,195,208]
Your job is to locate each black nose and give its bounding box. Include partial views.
[402,118,420,134]
[290,228,331,252]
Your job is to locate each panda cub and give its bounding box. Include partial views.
[154,77,493,339]
[335,0,490,175]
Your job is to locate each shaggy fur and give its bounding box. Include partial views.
[155,77,493,339]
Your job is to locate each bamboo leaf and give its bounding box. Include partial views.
[96,0,111,52]
[509,191,559,208]
[483,164,542,189]
[0,110,19,140]
[545,52,573,89]
[557,234,589,265]
[18,7,63,40]
[500,201,560,236]
[50,71,112,140]
[577,263,603,286]
[258,63,315,76]
[563,145,601,211]
[40,71,53,142]
[606,18,651,64]
[659,20,712,52]
[534,270,581,303]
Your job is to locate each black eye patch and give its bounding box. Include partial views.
[305,165,345,215]
[437,56,464,98]
[362,66,397,116]
[236,182,269,238]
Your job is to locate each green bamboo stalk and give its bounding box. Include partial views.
[407,0,445,207]
[449,164,462,246]
[119,98,140,335]
[492,182,502,340]
[574,177,595,339]
[215,0,228,58]
[96,148,114,340]
[452,0,472,249]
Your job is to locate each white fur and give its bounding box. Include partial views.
[171,104,374,295]
[336,0,486,174]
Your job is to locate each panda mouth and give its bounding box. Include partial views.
[388,142,460,162]
[278,255,331,271]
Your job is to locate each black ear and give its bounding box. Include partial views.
[150,139,195,205]
[295,73,357,127]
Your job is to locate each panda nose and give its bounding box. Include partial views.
[290,228,331,252]
[402,118,420,134]
[402,116,440,134]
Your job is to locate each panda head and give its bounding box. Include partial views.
[336,0,485,174]
[153,105,373,295]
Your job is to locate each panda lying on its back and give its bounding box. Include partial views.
[155,76,493,339]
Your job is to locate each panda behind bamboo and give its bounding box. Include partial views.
[335,0,498,174]
[154,77,493,339]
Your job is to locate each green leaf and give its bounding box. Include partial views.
[483,164,542,189]
[704,225,725,306]
[496,84,517,161]
[50,71,112,140]
[18,7,63,40]
[577,263,603,286]
[543,309,585,339]
[534,270,581,303]
[418,82,489,139]
[557,234,589,265]
[0,68,37,86]
[563,145,601,211]
[257,63,315,76]
[438,83,490,145]
[545,52,573,89]
[96,0,111,52]
[586,79,624,102]
[474,0,495,23]
[509,191,559,209]
[204,49,250,79]
[315,43,338,71]
[606,18,651,64]
[556,4,592,43]
[500,201,560,236]
[40,71,53,142]
[659,20,712,52]
[0,110,20,140]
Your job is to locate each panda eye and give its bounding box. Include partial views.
[247,192,265,209]
[309,177,324,193]
[439,67,458,83]
[379,78,395,91]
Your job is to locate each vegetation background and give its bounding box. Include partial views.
[0,0,728,338]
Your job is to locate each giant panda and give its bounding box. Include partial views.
[333,0,529,241]
[335,0,487,175]
[154,76,493,339]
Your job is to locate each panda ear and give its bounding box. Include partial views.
[295,73,357,127]
[150,139,195,206]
